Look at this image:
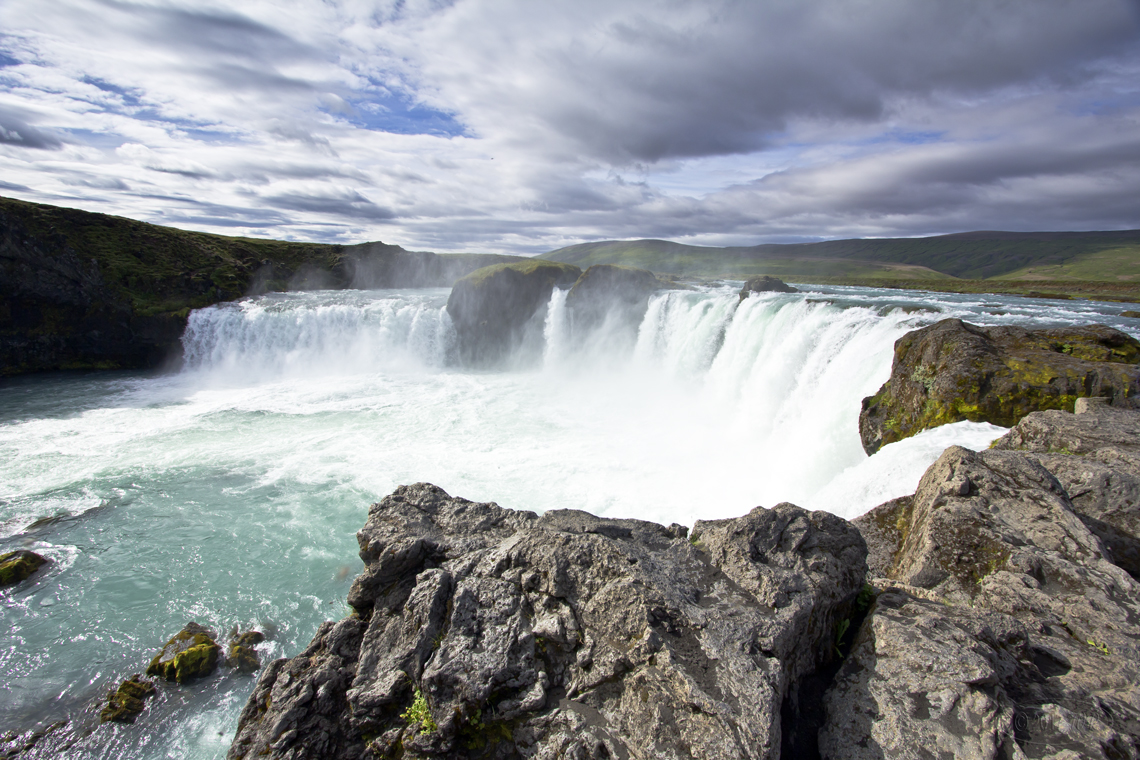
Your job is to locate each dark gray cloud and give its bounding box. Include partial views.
[422,0,1140,163]
[266,188,397,222]
[0,106,62,149]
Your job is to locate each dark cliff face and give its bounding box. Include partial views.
[445,260,582,365]
[0,196,525,375]
[563,264,669,336]
[858,318,1140,454]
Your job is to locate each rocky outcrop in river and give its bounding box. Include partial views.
[563,264,671,334]
[446,260,582,364]
[229,403,1140,760]
[858,318,1140,454]
[739,276,797,298]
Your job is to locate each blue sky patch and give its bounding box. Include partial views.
[345,89,466,137]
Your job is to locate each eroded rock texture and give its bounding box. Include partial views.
[858,318,1140,454]
[839,407,1140,760]
[228,484,866,760]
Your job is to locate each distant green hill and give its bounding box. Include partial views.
[542,231,1140,282]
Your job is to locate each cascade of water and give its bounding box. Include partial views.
[541,287,571,366]
[180,291,455,379]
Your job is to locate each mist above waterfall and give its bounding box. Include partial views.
[173,284,1002,521]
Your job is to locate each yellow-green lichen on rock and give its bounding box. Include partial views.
[0,550,49,587]
[859,319,1140,454]
[146,622,221,684]
[100,674,155,723]
[227,630,265,674]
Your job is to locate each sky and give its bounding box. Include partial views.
[1,0,1139,255]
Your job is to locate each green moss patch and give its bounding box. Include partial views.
[100,675,155,723]
[0,550,49,587]
[146,622,221,684]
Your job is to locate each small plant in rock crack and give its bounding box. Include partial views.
[1087,638,1111,655]
[834,618,851,658]
[401,687,437,734]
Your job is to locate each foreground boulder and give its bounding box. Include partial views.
[838,407,1140,759]
[229,484,866,759]
[146,622,221,684]
[859,318,1140,454]
[0,550,49,587]
[739,276,797,298]
[446,260,581,364]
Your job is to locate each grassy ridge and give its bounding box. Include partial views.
[1,195,352,316]
[540,232,1140,300]
[542,231,1140,294]
[0,196,526,374]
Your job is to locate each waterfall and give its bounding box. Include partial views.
[180,290,456,379]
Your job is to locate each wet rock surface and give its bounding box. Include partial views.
[228,484,866,760]
[146,622,222,684]
[564,264,670,334]
[99,675,156,724]
[739,276,798,297]
[228,630,267,674]
[0,550,48,587]
[858,318,1140,454]
[446,260,581,364]
[839,407,1140,759]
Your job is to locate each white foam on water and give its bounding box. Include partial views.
[804,420,1010,519]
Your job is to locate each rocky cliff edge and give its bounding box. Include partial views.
[230,405,1140,760]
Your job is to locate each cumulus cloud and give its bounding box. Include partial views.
[0,0,1137,252]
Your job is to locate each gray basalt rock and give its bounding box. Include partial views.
[992,406,1140,581]
[739,276,797,298]
[446,260,581,365]
[564,264,669,335]
[858,318,1140,454]
[228,484,866,760]
[834,411,1140,760]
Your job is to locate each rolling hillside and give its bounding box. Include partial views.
[542,231,1140,285]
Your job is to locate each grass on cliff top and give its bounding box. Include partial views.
[1,196,349,314]
[457,259,581,288]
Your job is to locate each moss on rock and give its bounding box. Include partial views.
[0,550,49,587]
[227,630,265,673]
[146,622,221,684]
[99,675,155,723]
[859,319,1140,454]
